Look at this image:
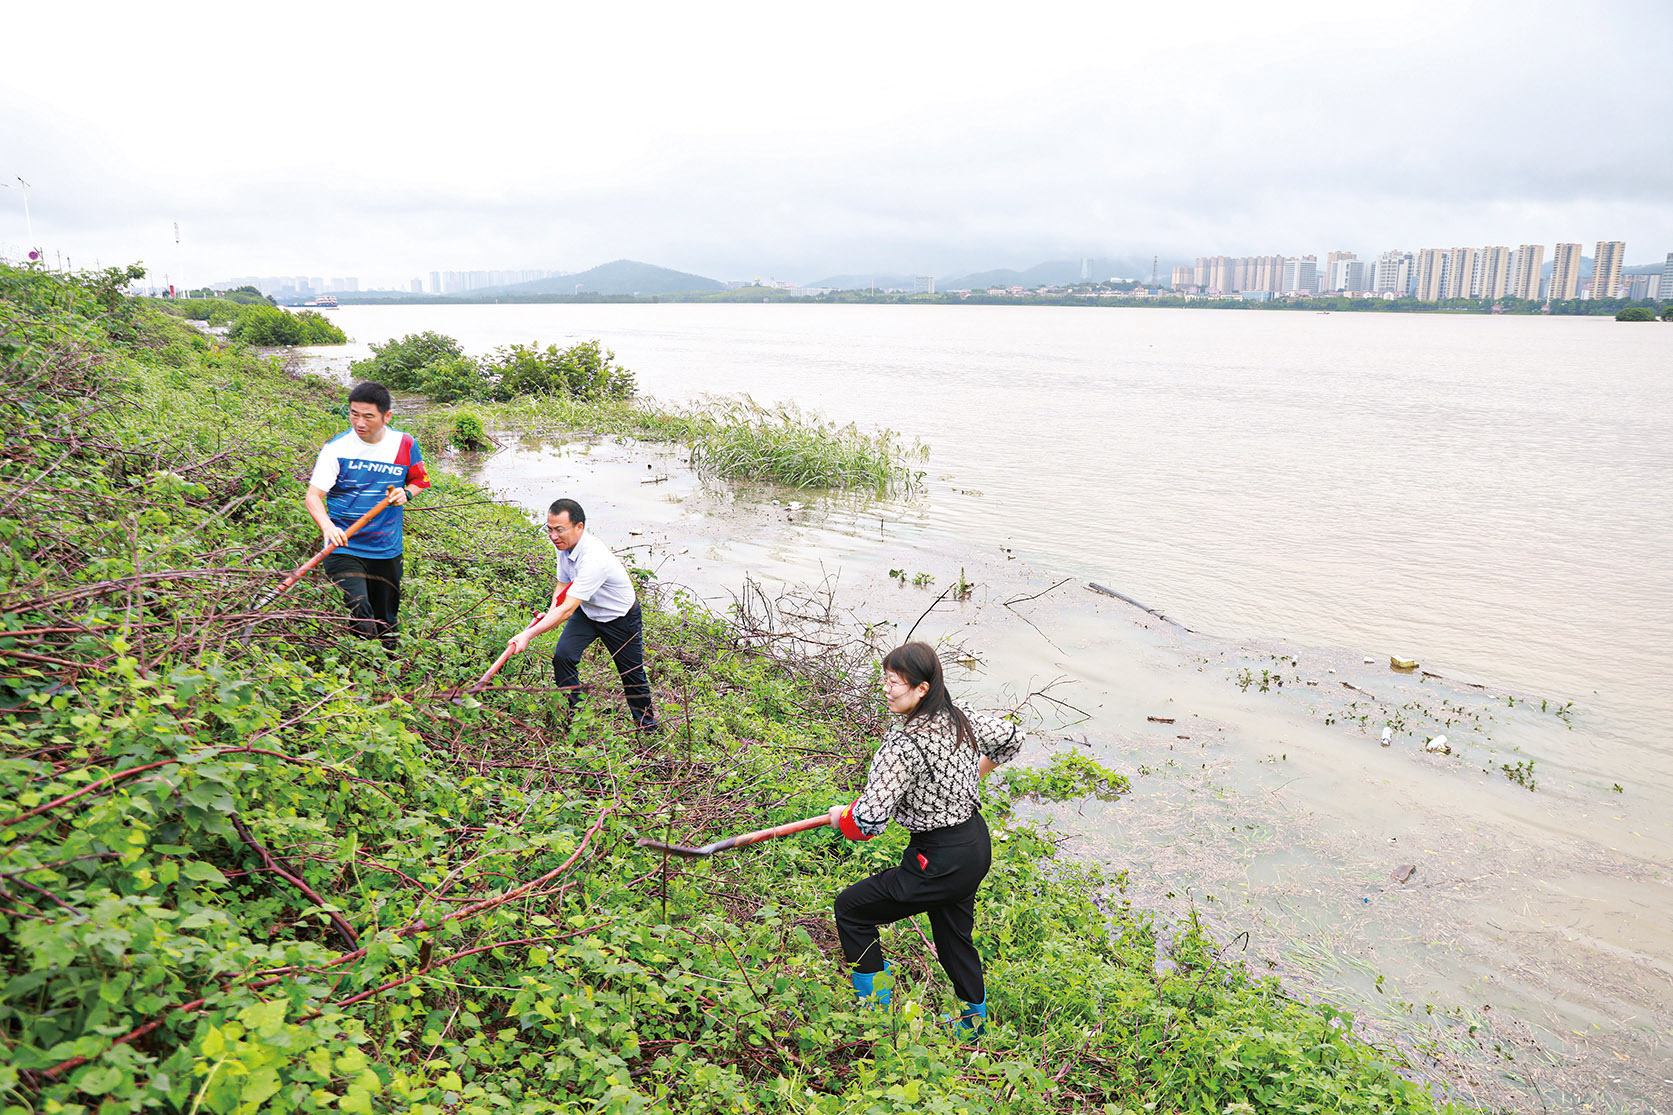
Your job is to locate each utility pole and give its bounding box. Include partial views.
[175,222,184,297]
[17,177,33,241]
[2,177,34,252]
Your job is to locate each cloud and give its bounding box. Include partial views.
[4,0,1670,282]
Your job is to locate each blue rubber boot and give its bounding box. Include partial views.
[850,961,892,1009]
[947,999,986,1037]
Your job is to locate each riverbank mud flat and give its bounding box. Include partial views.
[451,427,1673,1113]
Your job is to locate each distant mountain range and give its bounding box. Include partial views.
[488,259,726,296]
[470,257,1179,297]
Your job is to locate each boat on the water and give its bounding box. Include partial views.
[302,294,339,309]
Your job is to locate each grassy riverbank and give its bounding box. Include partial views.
[2,262,1482,1113]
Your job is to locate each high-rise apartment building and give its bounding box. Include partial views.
[1324,250,1356,284]
[1473,246,1512,299]
[1662,253,1673,302]
[1329,258,1368,292]
[1550,243,1584,301]
[1509,244,1544,300]
[1208,257,1233,293]
[1442,248,1476,300]
[1592,241,1626,299]
[1373,251,1414,295]
[1171,265,1195,287]
[1229,256,1285,293]
[1282,257,1317,293]
[1415,249,1448,301]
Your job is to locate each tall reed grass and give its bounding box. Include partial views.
[683,397,924,494]
[472,394,927,495]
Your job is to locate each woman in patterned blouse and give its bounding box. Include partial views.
[828,641,1024,1035]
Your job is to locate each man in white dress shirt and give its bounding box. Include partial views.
[506,498,658,731]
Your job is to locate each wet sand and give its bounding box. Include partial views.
[447,428,1673,1112]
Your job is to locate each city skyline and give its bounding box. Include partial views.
[205,236,1668,302]
[1175,239,1664,302]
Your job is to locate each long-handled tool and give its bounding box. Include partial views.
[635,813,831,859]
[239,488,397,643]
[450,591,566,704]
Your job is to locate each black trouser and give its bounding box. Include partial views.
[834,811,992,1004]
[321,553,402,649]
[551,603,657,728]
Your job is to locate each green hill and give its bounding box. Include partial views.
[490,259,725,296]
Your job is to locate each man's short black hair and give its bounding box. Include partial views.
[348,381,393,413]
[549,498,585,525]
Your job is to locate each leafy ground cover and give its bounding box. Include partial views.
[1,262,1482,1114]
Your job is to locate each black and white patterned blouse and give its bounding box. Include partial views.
[836,707,1023,839]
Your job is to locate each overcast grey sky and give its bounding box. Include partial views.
[4,0,1670,286]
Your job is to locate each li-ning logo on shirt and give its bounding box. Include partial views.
[350,461,409,478]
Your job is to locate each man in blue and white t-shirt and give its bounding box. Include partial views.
[506,497,658,731]
[304,381,431,649]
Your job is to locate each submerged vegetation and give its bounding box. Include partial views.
[1,261,1484,1113]
[682,397,926,493]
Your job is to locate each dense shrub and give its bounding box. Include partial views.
[352,334,638,404]
[418,354,492,402]
[348,330,464,391]
[450,410,490,449]
[486,339,636,401]
[227,306,347,345]
[1615,306,1656,321]
[157,297,248,328]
